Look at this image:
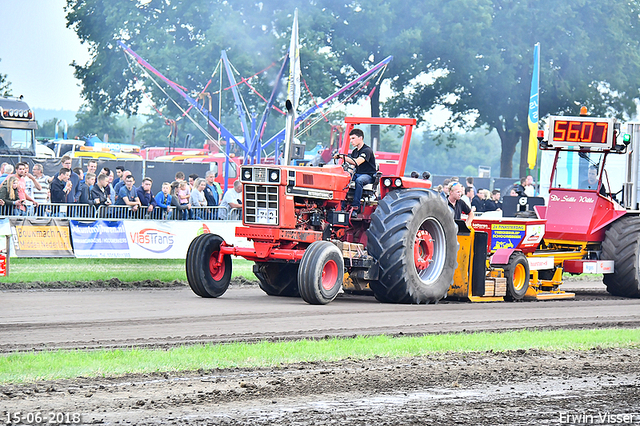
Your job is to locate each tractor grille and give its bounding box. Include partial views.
[253,167,268,183]
[244,184,279,225]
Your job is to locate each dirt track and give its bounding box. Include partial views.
[2,281,640,425]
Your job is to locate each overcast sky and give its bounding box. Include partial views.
[0,0,91,111]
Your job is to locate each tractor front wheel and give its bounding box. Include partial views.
[366,189,458,304]
[298,241,344,305]
[602,216,640,297]
[185,233,232,298]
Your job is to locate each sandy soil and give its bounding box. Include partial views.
[2,347,640,425]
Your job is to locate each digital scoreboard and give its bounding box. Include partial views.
[545,116,616,149]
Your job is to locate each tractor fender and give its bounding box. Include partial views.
[490,248,518,265]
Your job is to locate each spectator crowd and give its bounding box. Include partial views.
[0,157,243,220]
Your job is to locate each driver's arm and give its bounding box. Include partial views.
[341,154,364,167]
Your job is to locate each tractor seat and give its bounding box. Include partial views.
[348,181,375,191]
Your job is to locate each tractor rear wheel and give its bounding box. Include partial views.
[185,233,232,298]
[500,252,530,301]
[253,262,300,297]
[366,189,458,304]
[602,216,640,297]
[298,241,344,305]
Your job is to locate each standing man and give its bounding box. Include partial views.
[112,165,125,188]
[115,174,141,216]
[50,168,73,204]
[484,190,502,212]
[447,182,474,226]
[32,164,52,204]
[203,171,219,219]
[14,162,41,213]
[219,180,243,220]
[113,170,131,203]
[136,177,157,216]
[333,128,376,217]
[90,174,111,209]
[86,159,98,176]
[461,186,475,209]
[55,155,81,203]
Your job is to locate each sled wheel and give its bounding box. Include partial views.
[502,252,530,301]
[185,233,232,298]
[298,241,344,305]
[366,189,458,304]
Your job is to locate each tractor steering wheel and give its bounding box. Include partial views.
[334,153,355,174]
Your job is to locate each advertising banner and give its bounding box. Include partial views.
[123,220,246,258]
[10,217,74,257]
[70,220,130,258]
[69,219,246,259]
[490,223,526,250]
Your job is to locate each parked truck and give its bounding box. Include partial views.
[0,97,38,156]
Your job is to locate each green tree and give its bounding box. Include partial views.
[386,0,640,177]
[406,128,502,177]
[74,105,126,141]
[0,58,11,97]
[38,117,77,140]
[64,0,393,148]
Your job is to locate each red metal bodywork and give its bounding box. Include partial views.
[536,188,626,242]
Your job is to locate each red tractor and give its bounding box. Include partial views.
[186,117,459,304]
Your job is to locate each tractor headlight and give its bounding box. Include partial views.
[268,169,280,183]
[242,168,252,181]
[394,178,403,187]
[383,178,392,187]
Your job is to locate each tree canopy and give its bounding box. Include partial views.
[66,0,640,176]
[0,59,12,97]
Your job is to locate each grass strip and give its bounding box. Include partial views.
[0,258,255,284]
[1,328,639,384]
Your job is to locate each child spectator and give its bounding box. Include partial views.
[154,182,173,219]
[171,181,191,220]
[78,172,97,208]
[178,180,190,205]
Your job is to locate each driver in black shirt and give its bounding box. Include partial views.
[334,128,376,217]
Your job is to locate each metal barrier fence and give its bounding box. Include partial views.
[0,203,240,221]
